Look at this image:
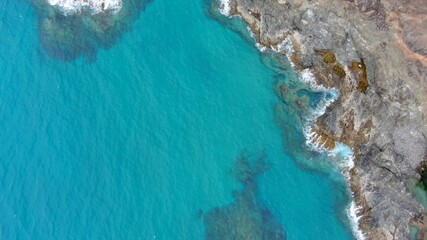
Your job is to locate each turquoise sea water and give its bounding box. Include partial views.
[0,0,355,239]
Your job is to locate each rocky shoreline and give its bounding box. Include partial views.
[219,0,427,239]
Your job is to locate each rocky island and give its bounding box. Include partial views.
[219,0,427,238]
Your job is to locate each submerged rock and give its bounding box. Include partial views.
[203,154,286,240]
[30,0,152,61]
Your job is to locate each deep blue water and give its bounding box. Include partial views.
[0,0,355,239]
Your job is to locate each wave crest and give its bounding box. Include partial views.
[47,0,123,15]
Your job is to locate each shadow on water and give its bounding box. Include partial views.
[30,0,152,61]
[203,153,286,240]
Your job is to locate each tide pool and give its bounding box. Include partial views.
[0,0,354,239]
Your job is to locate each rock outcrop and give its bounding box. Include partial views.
[222,0,427,238]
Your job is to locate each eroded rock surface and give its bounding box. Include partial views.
[225,0,427,238]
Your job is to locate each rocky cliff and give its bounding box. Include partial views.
[222,0,427,238]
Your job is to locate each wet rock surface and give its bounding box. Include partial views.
[225,0,427,238]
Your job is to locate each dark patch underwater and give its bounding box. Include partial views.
[30,0,152,61]
[203,153,286,240]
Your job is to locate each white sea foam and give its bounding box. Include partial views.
[302,126,320,152]
[347,195,366,240]
[218,0,231,16]
[329,144,365,240]
[329,143,355,169]
[47,0,122,15]
[299,68,334,93]
[245,26,268,52]
[272,38,294,54]
[271,38,295,67]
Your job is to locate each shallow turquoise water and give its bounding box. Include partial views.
[0,0,354,239]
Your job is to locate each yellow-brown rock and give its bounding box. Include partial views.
[333,64,346,78]
[350,59,369,93]
[315,49,337,63]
